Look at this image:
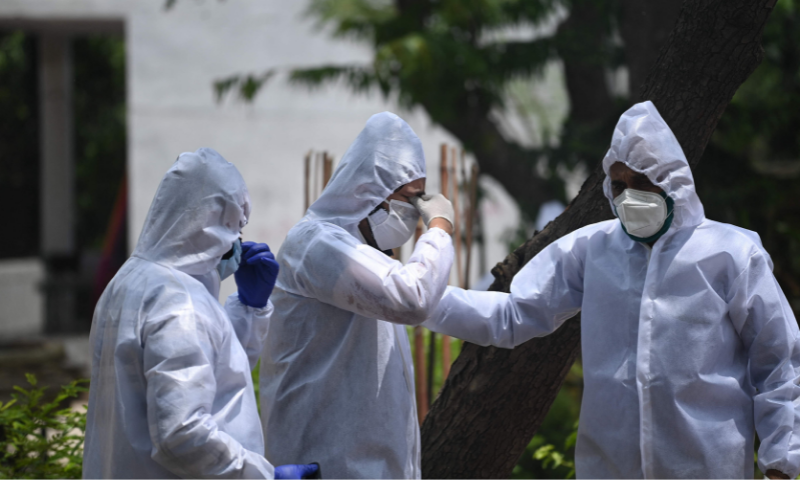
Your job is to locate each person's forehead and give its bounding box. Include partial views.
[609,163,648,181]
[398,177,426,192]
[609,162,632,176]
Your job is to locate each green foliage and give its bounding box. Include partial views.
[532,421,577,479]
[290,0,562,121]
[0,374,88,479]
[252,359,261,415]
[219,0,624,216]
[215,70,276,102]
[512,361,582,479]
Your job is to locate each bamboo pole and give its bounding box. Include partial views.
[317,152,324,202]
[304,151,312,212]
[413,217,427,424]
[442,147,462,379]
[427,144,451,405]
[322,151,333,187]
[309,152,317,205]
[451,147,463,287]
[464,162,479,290]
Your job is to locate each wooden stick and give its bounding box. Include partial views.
[414,330,428,422]
[442,148,463,379]
[464,162,480,290]
[309,152,317,205]
[424,144,451,404]
[304,151,312,212]
[412,217,428,423]
[322,151,333,187]
[317,152,324,202]
[439,144,449,199]
[451,147,463,288]
[427,330,437,407]
[415,325,428,424]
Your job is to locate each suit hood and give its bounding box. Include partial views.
[305,112,426,237]
[602,101,705,228]
[133,147,250,276]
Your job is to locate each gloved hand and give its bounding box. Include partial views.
[411,194,455,231]
[234,241,279,308]
[274,463,319,479]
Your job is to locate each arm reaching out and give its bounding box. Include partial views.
[424,229,587,348]
[285,223,454,326]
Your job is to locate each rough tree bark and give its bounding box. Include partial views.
[420,0,778,477]
[620,1,684,99]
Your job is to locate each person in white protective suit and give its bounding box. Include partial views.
[83,148,318,479]
[423,101,800,479]
[259,112,456,479]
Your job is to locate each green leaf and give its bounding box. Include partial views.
[214,70,276,103]
[533,444,554,460]
[0,374,88,478]
[564,430,577,449]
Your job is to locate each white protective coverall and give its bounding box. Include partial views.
[423,101,800,479]
[259,112,454,479]
[83,148,275,479]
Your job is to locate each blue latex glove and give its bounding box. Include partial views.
[234,241,279,308]
[274,463,319,479]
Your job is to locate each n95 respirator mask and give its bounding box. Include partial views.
[613,189,674,243]
[368,200,420,251]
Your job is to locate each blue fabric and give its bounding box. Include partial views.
[235,241,279,308]
[274,464,319,479]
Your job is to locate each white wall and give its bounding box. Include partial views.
[0,259,44,338]
[0,0,521,305]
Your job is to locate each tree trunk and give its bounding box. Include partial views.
[420,0,777,477]
[619,0,684,99]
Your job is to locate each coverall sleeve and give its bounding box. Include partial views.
[224,294,273,370]
[729,249,800,478]
[142,312,275,479]
[297,226,454,326]
[423,230,585,348]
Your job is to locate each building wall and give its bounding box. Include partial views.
[0,259,44,338]
[0,0,520,315]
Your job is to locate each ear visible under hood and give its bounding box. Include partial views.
[305,112,426,236]
[602,101,705,229]
[133,148,250,276]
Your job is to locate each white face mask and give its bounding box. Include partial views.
[368,200,420,251]
[613,189,671,240]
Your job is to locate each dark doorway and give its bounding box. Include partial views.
[0,28,127,335]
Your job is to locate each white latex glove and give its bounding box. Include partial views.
[411,194,455,229]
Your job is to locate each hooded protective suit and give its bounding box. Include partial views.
[83,148,275,479]
[259,112,454,479]
[423,101,800,479]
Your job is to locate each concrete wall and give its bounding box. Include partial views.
[0,259,44,338]
[0,0,521,309]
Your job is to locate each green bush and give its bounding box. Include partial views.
[0,374,88,479]
[532,421,578,479]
